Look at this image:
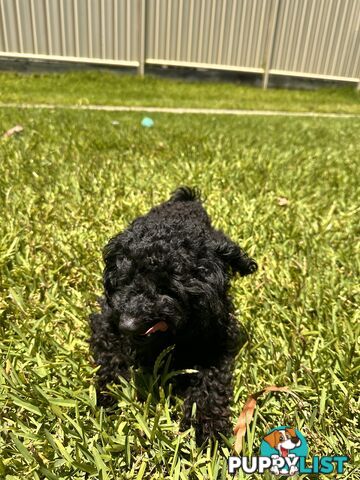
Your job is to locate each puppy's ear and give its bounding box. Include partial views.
[102,234,125,296]
[286,428,297,438]
[103,260,118,296]
[215,240,258,276]
[264,431,280,449]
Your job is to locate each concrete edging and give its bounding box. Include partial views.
[1,102,359,118]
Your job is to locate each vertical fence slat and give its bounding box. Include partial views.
[100,0,105,58]
[217,0,227,65]
[292,0,308,71]
[165,0,171,59]
[87,0,92,58]
[331,0,349,76]
[73,0,79,57]
[0,0,9,51]
[154,0,159,59]
[29,0,38,53]
[323,0,341,74]
[300,0,316,71]
[187,0,194,61]
[44,0,52,55]
[306,0,322,73]
[236,0,247,66]
[274,0,289,69]
[197,0,205,62]
[208,0,216,63]
[263,0,280,89]
[138,0,145,74]
[338,0,356,75]
[246,0,257,66]
[126,0,131,60]
[341,0,359,77]
[345,7,360,78]
[226,0,237,65]
[14,0,23,53]
[176,0,183,61]
[317,0,334,74]
[59,0,66,55]
[254,0,268,67]
[113,0,118,59]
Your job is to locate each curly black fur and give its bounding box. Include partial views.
[89,187,257,445]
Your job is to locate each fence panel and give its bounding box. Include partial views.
[0,0,140,66]
[145,0,272,73]
[270,0,360,81]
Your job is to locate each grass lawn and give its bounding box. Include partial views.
[0,71,359,114]
[0,93,359,479]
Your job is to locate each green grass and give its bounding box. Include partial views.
[0,70,359,113]
[0,102,359,479]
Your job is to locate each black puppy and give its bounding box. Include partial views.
[89,187,257,444]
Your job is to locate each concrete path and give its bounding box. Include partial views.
[1,102,359,118]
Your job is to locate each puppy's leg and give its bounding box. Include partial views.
[180,356,234,445]
[213,230,257,276]
[89,300,132,406]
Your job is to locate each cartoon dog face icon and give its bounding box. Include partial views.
[264,428,301,457]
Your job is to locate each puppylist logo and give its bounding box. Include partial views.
[228,426,349,476]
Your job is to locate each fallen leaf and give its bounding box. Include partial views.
[3,125,24,138]
[277,197,289,206]
[234,385,290,454]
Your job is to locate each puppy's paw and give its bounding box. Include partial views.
[194,418,231,446]
[96,390,117,407]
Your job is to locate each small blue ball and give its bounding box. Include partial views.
[141,117,154,128]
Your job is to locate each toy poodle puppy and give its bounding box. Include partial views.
[89,187,257,444]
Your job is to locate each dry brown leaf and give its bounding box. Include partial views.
[3,125,24,138]
[234,385,290,454]
[277,196,289,206]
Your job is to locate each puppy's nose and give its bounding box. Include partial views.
[119,315,138,334]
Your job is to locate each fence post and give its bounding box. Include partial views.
[138,0,145,76]
[263,0,280,89]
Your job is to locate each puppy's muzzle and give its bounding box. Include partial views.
[119,315,140,335]
[119,315,169,336]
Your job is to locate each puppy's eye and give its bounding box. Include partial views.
[280,435,284,441]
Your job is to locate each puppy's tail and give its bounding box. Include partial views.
[169,186,201,202]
